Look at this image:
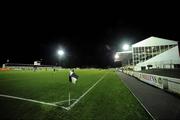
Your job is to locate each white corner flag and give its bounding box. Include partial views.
[69,70,79,84]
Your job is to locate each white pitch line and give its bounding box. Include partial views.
[67,73,107,110]
[116,72,156,120]
[53,99,77,104]
[0,94,67,110]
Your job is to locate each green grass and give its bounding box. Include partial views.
[0,69,152,120]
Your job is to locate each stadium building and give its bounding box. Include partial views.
[115,36,180,71]
[114,51,132,66]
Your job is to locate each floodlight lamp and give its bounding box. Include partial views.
[123,44,129,51]
[114,54,119,59]
[57,50,64,56]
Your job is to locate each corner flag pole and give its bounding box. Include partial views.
[69,85,71,105]
[68,79,71,106]
[68,90,71,105]
[68,69,78,106]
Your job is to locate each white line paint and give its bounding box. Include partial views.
[60,106,69,110]
[0,94,68,110]
[116,72,156,120]
[53,99,77,104]
[0,73,107,111]
[67,73,107,110]
[0,94,57,106]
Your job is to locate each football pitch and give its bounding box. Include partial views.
[0,69,152,120]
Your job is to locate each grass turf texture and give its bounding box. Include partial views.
[0,69,152,120]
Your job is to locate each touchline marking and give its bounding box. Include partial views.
[0,94,67,110]
[67,73,107,110]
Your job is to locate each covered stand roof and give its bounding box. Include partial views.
[132,36,178,47]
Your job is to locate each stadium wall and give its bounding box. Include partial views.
[3,63,64,70]
[8,67,64,71]
[122,70,180,95]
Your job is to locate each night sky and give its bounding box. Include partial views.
[1,6,179,68]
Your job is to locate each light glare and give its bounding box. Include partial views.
[123,44,129,51]
[58,50,64,56]
[114,54,119,59]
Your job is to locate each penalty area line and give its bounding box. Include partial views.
[0,94,68,110]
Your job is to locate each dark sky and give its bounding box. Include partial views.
[0,6,179,68]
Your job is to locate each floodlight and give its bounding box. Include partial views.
[114,54,119,59]
[57,50,64,56]
[123,44,129,51]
